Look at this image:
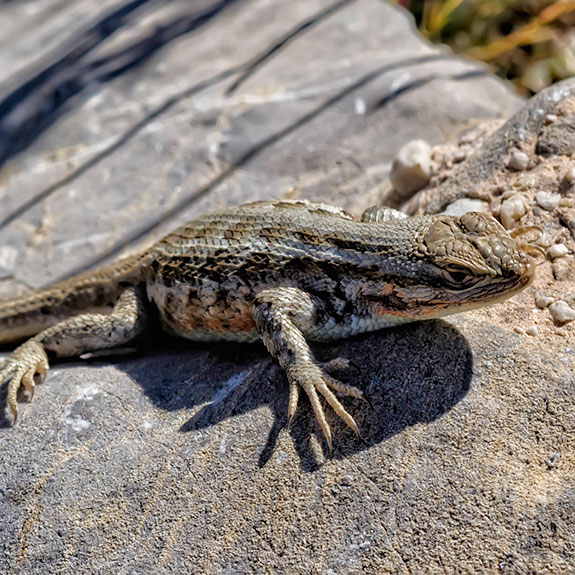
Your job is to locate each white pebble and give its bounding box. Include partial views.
[565,168,575,183]
[390,139,432,199]
[544,114,557,124]
[548,243,569,259]
[508,150,529,171]
[499,195,526,229]
[453,150,467,163]
[549,300,575,324]
[354,97,366,115]
[535,290,554,309]
[546,452,560,468]
[0,246,19,279]
[442,198,490,217]
[537,228,560,248]
[553,259,571,281]
[535,191,561,211]
[525,325,539,336]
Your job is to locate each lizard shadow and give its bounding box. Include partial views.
[116,318,472,472]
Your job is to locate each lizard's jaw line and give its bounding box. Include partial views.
[427,268,535,320]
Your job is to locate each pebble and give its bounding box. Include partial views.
[535,191,561,211]
[442,198,490,217]
[508,150,529,171]
[565,168,575,183]
[549,300,575,324]
[546,452,560,469]
[341,475,353,486]
[0,246,19,279]
[525,325,539,336]
[390,139,432,199]
[544,114,557,124]
[499,195,526,229]
[514,327,526,335]
[354,97,366,115]
[535,290,554,309]
[537,227,561,248]
[553,258,572,281]
[548,243,569,259]
[453,150,467,163]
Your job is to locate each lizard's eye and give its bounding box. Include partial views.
[446,270,469,283]
[443,268,478,287]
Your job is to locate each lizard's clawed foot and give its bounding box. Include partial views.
[1,340,49,423]
[286,361,363,452]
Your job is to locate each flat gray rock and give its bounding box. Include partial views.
[3,1,572,574]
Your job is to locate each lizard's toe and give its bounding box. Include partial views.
[287,361,361,451]
[1,340,50,424]
[322,373,364,399]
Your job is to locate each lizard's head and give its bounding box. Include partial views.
[379,212,536,320]
[418,211,536,316]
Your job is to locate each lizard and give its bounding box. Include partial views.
[0,200,535,449]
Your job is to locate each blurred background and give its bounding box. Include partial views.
[399,0,575,94]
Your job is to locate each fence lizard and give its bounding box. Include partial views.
[0,200,535,448]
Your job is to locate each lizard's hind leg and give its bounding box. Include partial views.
[2,287,148,423]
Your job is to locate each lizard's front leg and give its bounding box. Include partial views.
[2,287,148,422]
[253,287,364,451]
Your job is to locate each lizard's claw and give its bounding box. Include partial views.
[286,361,363,452]
[1,340,49,423]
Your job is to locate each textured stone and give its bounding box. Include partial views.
[535,290,554,309]
[508,149,529,170]
[3,2,574,575]
[535,115,575,156]
[500,194,526,229]
[525,325,538,336]
[553,257,574,281]
[549,243,569,259]
[442,198,490,216]
[549,300,575,324]
[536,190,561,211]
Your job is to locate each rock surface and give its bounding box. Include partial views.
[1,1,573,574]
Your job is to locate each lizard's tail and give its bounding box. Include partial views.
[0,251,151,344]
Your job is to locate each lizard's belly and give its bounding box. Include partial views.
[146,280,260,343]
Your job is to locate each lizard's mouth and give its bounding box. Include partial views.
[462,260,534,303]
